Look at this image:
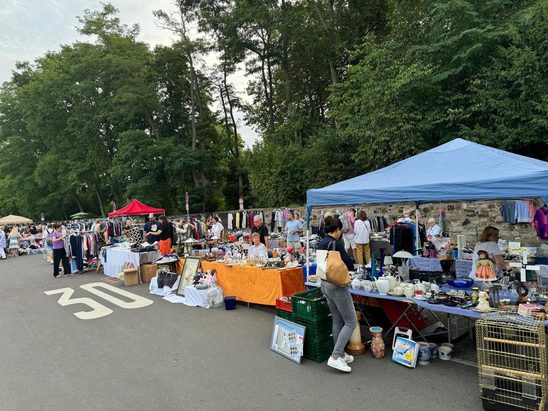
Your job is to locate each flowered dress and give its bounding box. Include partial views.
[476,258,496,280]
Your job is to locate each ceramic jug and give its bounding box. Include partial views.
[375,277,391,295]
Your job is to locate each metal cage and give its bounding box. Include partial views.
[476,314,547,411]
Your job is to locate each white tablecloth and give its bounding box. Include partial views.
[183,286,209,308]
[101,248,160,277]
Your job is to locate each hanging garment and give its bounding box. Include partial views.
[271,211,276,231]
[534,207,548,240]
[227,213,233,230]
[69,235,84,271]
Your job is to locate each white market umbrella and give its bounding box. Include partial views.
[0,214,33,225]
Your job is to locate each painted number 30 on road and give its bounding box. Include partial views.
[45,282,153,320]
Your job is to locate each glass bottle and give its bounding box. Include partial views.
[471,287,479,303]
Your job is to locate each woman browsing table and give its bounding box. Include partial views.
[469,226,508,279]
[317,215,356,373]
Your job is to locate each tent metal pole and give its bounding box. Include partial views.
[415,202,420,256]
[305,207,311,282]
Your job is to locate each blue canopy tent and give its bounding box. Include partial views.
[304,138,548,266]
[307,138,548,209]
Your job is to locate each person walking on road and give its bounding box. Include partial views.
[0,226,6,259]
[8,226,21,258]
[51,224,71,277]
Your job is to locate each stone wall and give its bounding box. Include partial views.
[304,200,544,247]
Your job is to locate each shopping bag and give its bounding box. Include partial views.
[316,242,350,286]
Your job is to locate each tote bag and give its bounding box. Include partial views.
[316,241,351,286]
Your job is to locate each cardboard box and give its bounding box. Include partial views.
[140,263,157,283]
[123,268,139,286]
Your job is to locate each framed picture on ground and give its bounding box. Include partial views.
[270,316,305,364]
[176,257,201,296]
[392,337,419,368]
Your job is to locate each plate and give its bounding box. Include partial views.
[388,292,404,296]
[472,307,497,312]
[414,295,428,301]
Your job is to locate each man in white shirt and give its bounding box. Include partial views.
[210,216,224,238]
[354,210,371,265]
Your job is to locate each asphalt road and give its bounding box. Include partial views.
[0,254,483,410]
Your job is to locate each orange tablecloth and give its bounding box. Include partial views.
[200,261,305,306]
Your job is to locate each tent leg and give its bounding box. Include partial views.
[415,202,420,256]
[305,208,311,282]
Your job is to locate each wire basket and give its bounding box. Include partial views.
[476,313,547,411]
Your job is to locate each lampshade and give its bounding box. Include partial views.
[392,251,415,259]
[383,256,393,265]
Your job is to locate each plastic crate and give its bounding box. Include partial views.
[292,316,332,337]
[303,338,334,363]
[275,296,293,312]
[291,288,331,321]
[275,309,295,321]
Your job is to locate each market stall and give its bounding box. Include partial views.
[304,138,548,344]
[200,261,305,306]
[107,200,165,217]
[101,246,160,278]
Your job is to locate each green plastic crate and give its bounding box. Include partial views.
[292,316,332,337]
[291,288,331,321]
[303,338,334,363]
[275,308,294,320]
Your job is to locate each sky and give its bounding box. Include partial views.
[0,0,259,147]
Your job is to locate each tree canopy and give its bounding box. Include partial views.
[0,0,546,219]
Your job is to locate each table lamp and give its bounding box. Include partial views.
[383,256,394,266]
[393,251,414,280]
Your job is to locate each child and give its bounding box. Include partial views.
[476,250,496,280]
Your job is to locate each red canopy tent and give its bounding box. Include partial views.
[107,200,165,217]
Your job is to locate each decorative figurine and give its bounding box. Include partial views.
[475,250,497,281]
[476,291,491,312]
[370,327,385,359]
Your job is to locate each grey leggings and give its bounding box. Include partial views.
[321,281,357,359]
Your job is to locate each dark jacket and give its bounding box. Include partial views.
[317,234,355,271]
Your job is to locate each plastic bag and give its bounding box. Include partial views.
[206,285,224,308]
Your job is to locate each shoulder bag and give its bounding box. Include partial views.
[316,241,351,286]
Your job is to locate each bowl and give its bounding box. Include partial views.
[447,278,474,289]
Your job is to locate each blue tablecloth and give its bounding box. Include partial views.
[350,288,548,325]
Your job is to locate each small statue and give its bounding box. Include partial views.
[476,291,491,312]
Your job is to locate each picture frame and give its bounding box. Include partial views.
[270,316,305,364]
[176,257,202,296]
[392,336,419,368]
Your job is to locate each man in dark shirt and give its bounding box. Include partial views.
[144,214,160,243]
[251,215,270,249]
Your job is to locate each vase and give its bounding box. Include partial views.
[418,342,431,365]
[369,326,385,359]
[346,311,366,355]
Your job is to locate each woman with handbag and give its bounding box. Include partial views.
[317,215,356,372]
